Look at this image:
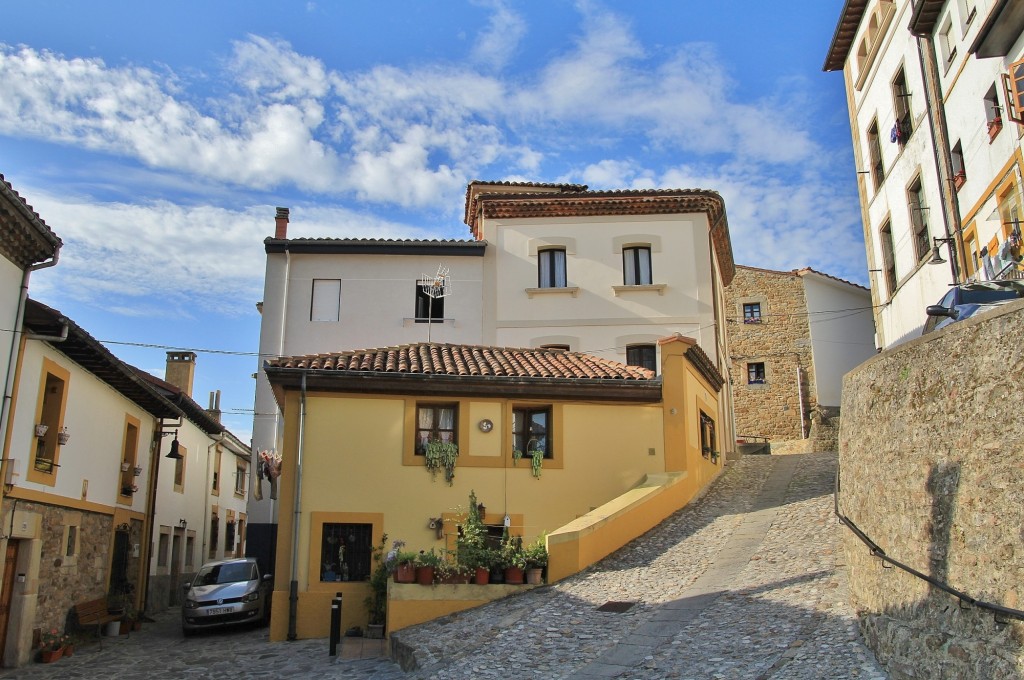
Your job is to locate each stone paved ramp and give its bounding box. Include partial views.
[0,453,889,679]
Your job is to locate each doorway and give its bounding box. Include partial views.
[170,532,182,605]
[0,541,20,665]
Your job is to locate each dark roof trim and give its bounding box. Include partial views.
[684,344,725,393]
[0,174,62,267]
[265,238,486,256]
[824,0,869,71]
[908,0,944,36]
[131,369,226,436]
[23,299,182,420]
[264,366,662,406]
[969,0,1024,57]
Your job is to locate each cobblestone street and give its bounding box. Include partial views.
[1,452,888,679]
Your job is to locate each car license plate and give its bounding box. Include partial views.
[207,607,231,615]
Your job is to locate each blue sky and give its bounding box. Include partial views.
[0,1,859,441]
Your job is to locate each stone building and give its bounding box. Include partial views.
[725,266,875,453]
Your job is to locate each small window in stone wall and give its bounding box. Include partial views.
[66,525,77,557]
[742,302,762,323]
[748,362,766,384]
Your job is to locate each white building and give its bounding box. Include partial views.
[248,181,738,571]
[825,0,1024,348]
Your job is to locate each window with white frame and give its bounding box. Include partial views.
[538,248,567,288]
[938,16,956,68]
[892,68,913,147]
[867,118,884,190]
[311,279,341,322]
[956,0,977,33]
[415,282,445,323]
[622,246,652,285]
[951,141,965,189]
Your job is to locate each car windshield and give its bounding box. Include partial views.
[194,562,255,586]
[959,287,1023,304]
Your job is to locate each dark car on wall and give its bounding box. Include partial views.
[923,281,1024,335]
[182,557,272,636]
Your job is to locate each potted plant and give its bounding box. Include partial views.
[121,483,138,496]
[523,534,548,585]
[424,439,459,485]
[363,533,390,638]
[37,629,67,663]
[414,549,440,585]
[512,438,544,478]
[501,534,526,585]
[385,540,417,583]
[435,550,471,584]
[456,490,491,584]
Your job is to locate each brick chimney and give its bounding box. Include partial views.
[275,207,289,239]
[207,390,222,423]
[164,351,197,398]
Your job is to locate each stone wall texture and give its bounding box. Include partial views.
[839,300,1024,679]
[725,266,817,449]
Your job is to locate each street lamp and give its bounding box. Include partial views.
[927,236,959,284]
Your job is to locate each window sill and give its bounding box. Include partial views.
[526,286,579,298]
[612,283,666,296]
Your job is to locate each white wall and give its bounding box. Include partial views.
[802,274,877,407]
[484,213,719,367]
[0,259,24,411]
[13,341,156,506]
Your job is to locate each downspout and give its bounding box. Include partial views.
[202,433,227,561]
[915,32,962,283]
[0,250,60,472]
[142,417,182,616]
[287,371,307,641]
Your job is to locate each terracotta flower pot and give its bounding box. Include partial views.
[473,567,490,585]
[526,568,544,585]
[39,648,62,663]
[415,565,434,585]
[504,566,524,585]
[394,562,416,583]
[63,644,74,657]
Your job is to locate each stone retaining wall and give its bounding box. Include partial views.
[839,300,1024,679]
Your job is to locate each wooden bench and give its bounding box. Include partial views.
[73,598,121,637]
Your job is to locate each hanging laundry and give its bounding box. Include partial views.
[890,123,901,143]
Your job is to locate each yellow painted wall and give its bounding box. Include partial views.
[270,346,724,640]
[387,582,534,633]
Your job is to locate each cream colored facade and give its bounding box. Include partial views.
[825,0,1024,348]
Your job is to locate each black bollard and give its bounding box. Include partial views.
[329,592,343,656]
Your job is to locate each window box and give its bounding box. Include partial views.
[953,171,966,191]
[989,116,1003,141]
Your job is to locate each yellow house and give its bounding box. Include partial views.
[263,335,724,641]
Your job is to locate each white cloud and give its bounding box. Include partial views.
[470,0,527,71]
[24,191,435,318]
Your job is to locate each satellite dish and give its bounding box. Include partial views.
[419,265,452,342]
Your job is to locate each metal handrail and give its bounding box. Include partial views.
[834,466,1024,623]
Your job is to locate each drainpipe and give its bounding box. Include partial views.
[0,250,60,474]
[202,433,227,561]
[287,371,307,641]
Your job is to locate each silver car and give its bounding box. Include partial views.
[182,557,271,635]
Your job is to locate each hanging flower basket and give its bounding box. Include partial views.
[34,424,49,438]
[133,466,143,477]
[57,428,70,445]
[120,462,131,472]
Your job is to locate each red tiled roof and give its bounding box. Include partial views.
[266,343,655,381]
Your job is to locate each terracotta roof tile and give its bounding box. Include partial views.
[266,343,655,382]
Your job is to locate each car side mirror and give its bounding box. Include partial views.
[925,305,954,318]
[182,581,191,591]
[263,573,272,581]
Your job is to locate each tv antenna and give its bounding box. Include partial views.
[419,264,452,342]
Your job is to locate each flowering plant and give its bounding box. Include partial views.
[40,628,68,652]
[384,540,417,567]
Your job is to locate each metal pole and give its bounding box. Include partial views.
[329,592,341,656]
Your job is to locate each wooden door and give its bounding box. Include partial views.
[0,541,20,665]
